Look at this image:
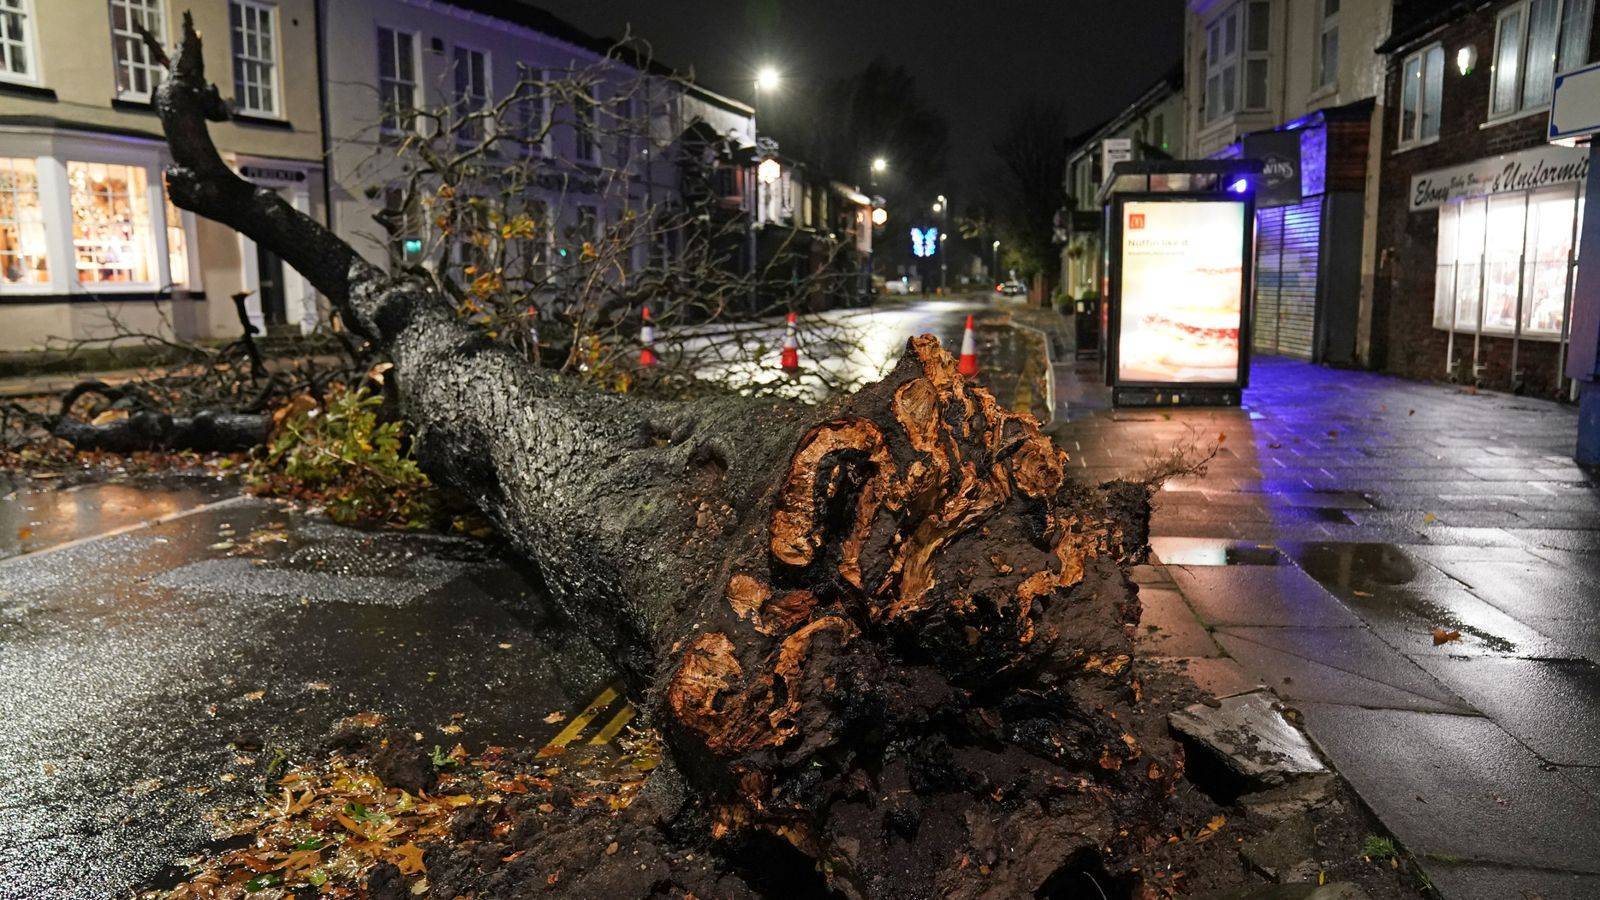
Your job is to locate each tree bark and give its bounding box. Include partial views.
[151,16,1179,898]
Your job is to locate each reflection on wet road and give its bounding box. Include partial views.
[0,484,605,899]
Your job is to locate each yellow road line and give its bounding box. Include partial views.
[588,703,636,746]
[540,684,620,754]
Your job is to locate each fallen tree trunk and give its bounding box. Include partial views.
[150,16,1181,898]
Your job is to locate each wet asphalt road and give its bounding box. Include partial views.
[0,477,610,899]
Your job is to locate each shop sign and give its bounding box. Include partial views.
[1101,138,1133,183]
[1409,144,1589,211]
[239,164,308,184]
[1550,62,1600,142]
[1242,129,1303,208]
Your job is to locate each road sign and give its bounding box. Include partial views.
[1550,62,1600,142]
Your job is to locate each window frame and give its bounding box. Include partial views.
[109,0,166,102]
[0,156,51,292]
[1242,0,1271,110]
[1398,42,1445,149]
[1316,0,1341,91]
[228,0,282,118]
[450,44,492,149]
[1204,6,1241,124]
[0,0,40,85]
[573,85,600,166]
[376,26,420,138]
[1488,0,1588,124]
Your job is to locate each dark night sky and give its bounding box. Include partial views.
[529,0,1186,196]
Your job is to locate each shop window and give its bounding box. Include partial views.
[0,0,37,82]
[1399,44,1445,148]
[377,27,418,137]
[164,194,190,288]
[110,0,165,101]
[0,157,48,287]
[229,0,279,116]
[451,46,489,147]
[1433,186,1586,338]
[68,161,155,285]
[1491,0,1590,121]
[1317,0,1340,89]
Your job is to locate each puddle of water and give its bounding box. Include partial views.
[1151,536,1283,566]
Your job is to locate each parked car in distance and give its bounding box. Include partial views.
[884,275,924,295]
[995,280,1026,297]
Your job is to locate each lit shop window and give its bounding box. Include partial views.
[110,0,165,101]
[0,157,48,286]
[69,161,155,285]
[1433,187,1586,338]
[165,194,190,288]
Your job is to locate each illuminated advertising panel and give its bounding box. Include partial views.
[1112,197,1250,388]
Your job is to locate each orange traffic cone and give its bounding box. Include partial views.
[958,314,979,376]
[780,311,801,373]
[639,306,656,367]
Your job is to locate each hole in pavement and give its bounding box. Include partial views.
[1151,538,1283,566]
[1169,730,1254,807]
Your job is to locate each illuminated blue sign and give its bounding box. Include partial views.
[911,227,939,258]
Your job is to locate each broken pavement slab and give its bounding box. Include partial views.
[1170,690,1329,789]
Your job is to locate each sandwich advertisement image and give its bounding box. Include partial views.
[1114,198,1248,386]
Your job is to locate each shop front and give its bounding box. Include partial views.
[1239,101,1372,367]
[1411,144,1589,391]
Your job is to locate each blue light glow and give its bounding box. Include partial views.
[1229,179,1250,195]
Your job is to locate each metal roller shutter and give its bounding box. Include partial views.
[1251,198,1321,359]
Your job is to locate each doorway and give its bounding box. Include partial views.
[255,242,288,328]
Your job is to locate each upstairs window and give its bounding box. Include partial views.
[574,87,598,165]
[1399,43,1445,147]
[1317,0,1341,89]
[451,46,489,146]
[1204,7,1239,123]
[1492,0,1592,121]
[1243,0,1270,109]
[377,27,418,136]
[229,0,279,116]
[511,65,547,157]
[110,0,165,101]
[0,0,37,82]
[0,157,48,287]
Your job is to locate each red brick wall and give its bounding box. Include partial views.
[1371,0,1599,397]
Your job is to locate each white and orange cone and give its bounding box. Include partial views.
[780,311,801,374]
[639,306,656,368]
[957,314,979,376]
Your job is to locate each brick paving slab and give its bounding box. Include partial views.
[1298,705,1600,874]
[1413,657,1600,767]
[1168,565,1364,628]
[1214,629,1472,714]
[1422,863,1600,900]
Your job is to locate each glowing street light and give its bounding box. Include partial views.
[756,66,781,92]
[931,202,943,214]
[871,157,888,174]
[871,207,888,227]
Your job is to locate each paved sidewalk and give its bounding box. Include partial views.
[1050,356,1600,899]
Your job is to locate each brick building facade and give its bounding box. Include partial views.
[1371,0,1598,397]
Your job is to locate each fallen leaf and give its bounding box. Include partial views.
[16,526,32,541]
[306,681,331,691]
[441,724,463,735]
[243,691,266,702]
[390,842,427,875]
[1432,628,1462,645]
[543,711,567,724]
[1194,814,1226,843]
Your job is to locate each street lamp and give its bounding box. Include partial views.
[872,157,888,174]
[756,66,781,92]
[992,239,1001,283]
